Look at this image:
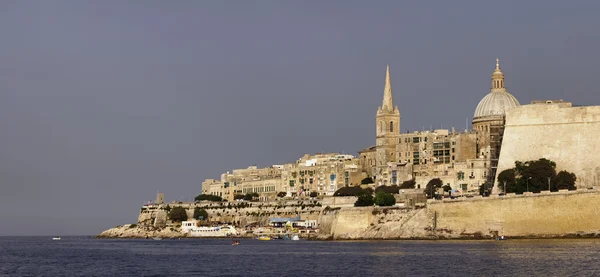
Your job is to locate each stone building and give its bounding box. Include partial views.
[282,153,363,197]
[375,65,401,182]
[360,59,517,194]
[472,59,520,183]
[201,153,363,201]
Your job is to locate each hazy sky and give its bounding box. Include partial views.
[1,1,600,235]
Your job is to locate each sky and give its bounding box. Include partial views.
[1,0,600,235]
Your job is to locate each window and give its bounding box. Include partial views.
[390,121,394,132]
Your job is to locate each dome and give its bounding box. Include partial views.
[473,58,520,120]
[473,90,520,119]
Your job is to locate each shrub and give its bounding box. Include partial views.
[194,194,223,202]
[361,177,374,185]
[193,208,208,220]
[374,190,396,206]
[169,207,188,222]
[354,191,374,207]
[399,179,416,189]
[309,191,318,198]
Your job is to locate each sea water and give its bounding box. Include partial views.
[1,237,599,276]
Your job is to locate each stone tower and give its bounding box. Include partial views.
[375,65,400,184]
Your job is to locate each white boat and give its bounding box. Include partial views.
[181,220,238,237]
[291,235,300,241]
[152,237,163,241]
[52,237,61,241]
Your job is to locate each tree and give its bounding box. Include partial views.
[193,208,208,220]
[497,159,577,194]
[399,179,416,189]
[374,190,396,206]
[195,194,223,202]
[375,185,400,194]
[497,169,516,193]
[251,192,259,197]
[354,191,374,207]
[277,192,287,198]
[554,170,576,191]
[309,191,318,198]
[334,186,366,196]
[479,182,493,196]
[169,207,188,222]
[442,185,452,193]
[361,177,374,185]
[234,194,245,200]
[425,178,443,199]
[243,193,254,201]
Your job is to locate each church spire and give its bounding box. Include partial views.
[382,64,393,111]
[492,58,505,90]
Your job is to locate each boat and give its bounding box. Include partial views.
[52,237,61,241]
[231,240,240,245]
[291,234,300,241]
[258,235,271,241]
[495,236,507,241]
[152,237,163,241]
[181,220,239,237]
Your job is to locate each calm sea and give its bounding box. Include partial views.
[1,237,599,276]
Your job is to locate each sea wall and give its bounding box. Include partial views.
[496,103,600,189]
[428,189,600,238]
[320,189,600,240]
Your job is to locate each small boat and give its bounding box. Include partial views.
[52,237,61,241]
[258,236,271,241]
[495,236,507,241]
[152,237,163,241]
[291,235,300,241]
[231,240,240,245]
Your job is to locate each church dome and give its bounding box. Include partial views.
[473,91,520,119]
[473,59,520,120]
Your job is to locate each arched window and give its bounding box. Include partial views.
[389,121,394,132]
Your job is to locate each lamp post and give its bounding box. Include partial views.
[527,177,532,192]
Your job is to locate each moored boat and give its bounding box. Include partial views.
[181,220,239,237]
[257,235,271,241]
[291,235,300,241]
[52,237,61,241]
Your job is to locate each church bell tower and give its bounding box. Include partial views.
[375,65,400,184]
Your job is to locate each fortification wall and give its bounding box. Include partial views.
[496,104,600,189]
[138,199,323,228]
[427,189,600,238]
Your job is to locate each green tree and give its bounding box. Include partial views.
[374,190,396,206]
[354,191,374,207]
[554,170,576,191]
[399,179,416,189]
[169,207,188,222]
[309,191,318,198]
[361,177,374,185]
[442,185,452,193]
[234,194,245,200]
[277,191,287,198]
[375,185,400,194]
[497,169,516,193]
[334,186,367,196]
[243,193,254,201]
[425,178,443,199]
[194,194,223,202]
[479,182,493,196]
[193,208,208,220]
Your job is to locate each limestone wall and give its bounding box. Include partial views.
[496,104,600,189]
[428,189,600,238]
